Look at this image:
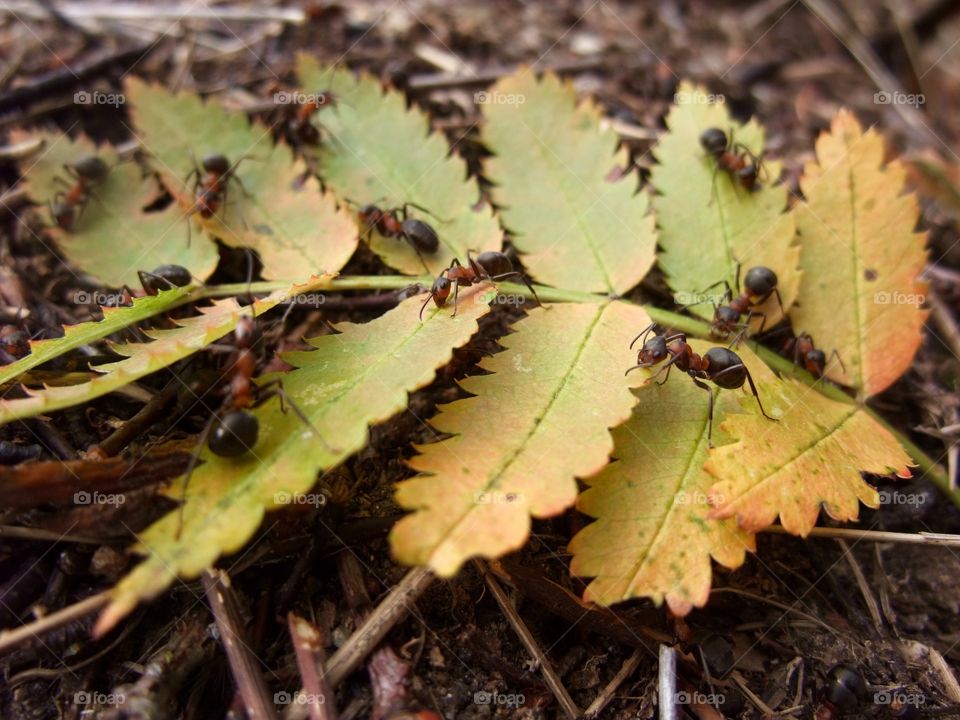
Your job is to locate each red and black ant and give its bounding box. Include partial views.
[700,127,766,200]
[287,90,339,145]
[625,324,777,447]
[176,314,332,536]
[184,153,254,220]
[419,250,541,319]
[782,332,844,379]
[697,264,783,342]
[347,199,442,270]
[137,264,194,295]
[49,155,111,230]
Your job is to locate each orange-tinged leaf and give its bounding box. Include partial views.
[391,301,651,576]
[13,131,218,286]
[125,78,358,280]
[705,344,913,536]
[651,82,798,328]
[481,71,657,295]
[95,289,492,635]
[790,110,928,397]
[570,340,754,615]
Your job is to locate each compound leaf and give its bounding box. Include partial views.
[125,78,357,280]
[298,56,502,276]
[0,278,332,425]
[13,130,218,287]
[481,70,657,295]
[391,301,652,576]
[570,340,754,615]
[705,344,913,536]
[652,82,798,327]
[789,110,928,397]
[96,289,492,635]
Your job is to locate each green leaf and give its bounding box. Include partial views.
[789,110,928,397]
[482,70,657,295]
[651,82,798,325]
[13,130,218,287]
[0,286,194,387]
[95,288,493,635]
[390,301,652,576]
[124,78,358,280]
[570,339,754,615]
[298,57,502,276]
[0,278,331,425]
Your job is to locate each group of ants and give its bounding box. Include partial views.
[5,89,846,530]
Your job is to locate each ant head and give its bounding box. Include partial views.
[314,90,338,106]
[714,305,740,327]
[74,155,110,182]
[704,347,746,389]
[202,153,231,175]
[806,348,826,373]
[431,276,451,297]
[737,164,759,189]
[209,410,259,457]
[700,127,728,156]
[637,336,668,366]
[234,315,261,348]
[50,200,74,229]
[743,266,778,298]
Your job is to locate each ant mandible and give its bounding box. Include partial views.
[625,323,777,447]
[349,199,442,270]
[700,127,765,200]
[419,250,541,319]
[49,155,111,231]
[698,264,783,342]
[176,314,333,536]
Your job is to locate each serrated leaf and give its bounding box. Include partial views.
[705,344,913,536]
[13,131,218,286]
[481,71,657,295]
[95,289,492,635]
[0,285,194,386]
[652,82,798,325]
[0,278,331,425]
[124,78,357,280]
[390,301,651,576]
[570,339,754,615]
[298,57,502,275]
[789,110,928,396]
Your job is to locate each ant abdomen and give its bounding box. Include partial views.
[474,251,513,278]
[743,266,778,298]
[704,347,747,389]
[400,219,439,253]
[209,410,259,457]
[73,155,110,182]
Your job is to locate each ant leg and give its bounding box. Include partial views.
[691,376,716,448]
[137,271,176,294]
[655,363,673,386]
[489,271,542,308]
[255,381,338,453]
[630,322,657,349]
[450,279,461,317]
[231,174,255,200]
[827,349,846,374]
[399,201,451,223]
[708,163,720,206]
[175,412,218,539]
[714,363,778,422]
[770,287,785,317]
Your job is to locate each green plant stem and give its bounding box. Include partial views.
[197,275,953,504]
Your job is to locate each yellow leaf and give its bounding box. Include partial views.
[790,110,928,397]
[391,301,651,576]
[570,339,755,615]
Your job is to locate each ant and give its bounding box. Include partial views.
[348,199,442,270]
[138,264,193,295]
[176,314,332,536]
[700,127,766,200]
[625,324,777,447]
[419,250,541,319]
[287,90,339,145]
[697,264,783,342]
[49,155,111,230]
[815,665,866,720]
[184,152,254,221]
[782,332,844,379]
